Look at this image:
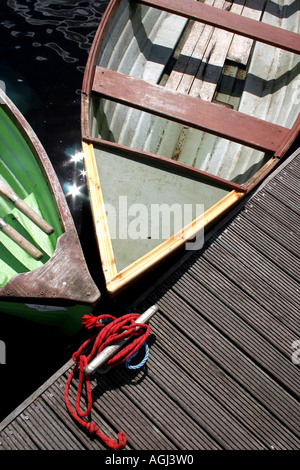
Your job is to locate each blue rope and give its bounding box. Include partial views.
[98,313,150,370]
[124,343,149,370]
[97,317,113,325]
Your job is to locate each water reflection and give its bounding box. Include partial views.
[0,1,109,230]
[0,0,109,423]
[5,0,107,63]
[63,150,88,201]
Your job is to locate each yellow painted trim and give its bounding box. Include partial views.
[82,141,117,280]
[107,190,244,294]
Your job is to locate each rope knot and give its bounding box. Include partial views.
[72,350,81,364]
[65,311,152,450]
[72,351,88,368]
[117,432,127,449]
[86,421,99,435]
[82,313,116,329]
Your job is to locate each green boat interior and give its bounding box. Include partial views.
[0,104,62,286]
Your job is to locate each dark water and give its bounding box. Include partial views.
[0,0,110,422]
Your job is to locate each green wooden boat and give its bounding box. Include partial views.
[81,0,300,296]
[0,89,100,335]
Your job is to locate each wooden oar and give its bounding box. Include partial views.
[0,180,54,235]
[0,217,43,260]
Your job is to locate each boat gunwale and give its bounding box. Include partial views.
[81,0,300,295]
[0,90,100,307]
[81,0,123,138]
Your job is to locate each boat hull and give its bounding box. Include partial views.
[81,0,300,295]
[0,90,100,334]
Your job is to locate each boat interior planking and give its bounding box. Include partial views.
[81,0,300,295]
[0,90,100,335]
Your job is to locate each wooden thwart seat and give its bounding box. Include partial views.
[92,65,290,153]
[134,0,300,54]
[88,0,299,187]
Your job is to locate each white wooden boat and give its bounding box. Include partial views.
[81,0,300,295]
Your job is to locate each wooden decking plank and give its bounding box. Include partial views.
[146,307,300,449]
[286,163,300,178]
[43,385,97,450]
[148,347,267,449]
[73,364,175,450]
[203,241,300,334]
[15,413,51,450]
[286,156,300,177]
[187,257,298,356]
[215,221,300,307]
[26,400,83,450]
[93,396,172,450]
[275,169,300,196]
[0,430,18,450]
[265,178,300,213]
[92,66,290,153]
[4,422,38,450]
[36,393,91,450]
[106,367,220,449]
[58,374,118,450]
[143,334,266,449]
[0,428,20,450]
[147,287,300,438]
[23,403,71,450]
[170,269,300,398]
[134,0,300,54]
[226,213,300,281]
[116,360,223,450]
[249,191,300,236]
[92,372,178,450]
[242,201,300,257]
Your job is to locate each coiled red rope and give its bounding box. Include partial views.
[64,313,150,450]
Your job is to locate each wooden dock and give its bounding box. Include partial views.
[0,147,299,450]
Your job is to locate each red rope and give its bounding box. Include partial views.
[64,313,150,450]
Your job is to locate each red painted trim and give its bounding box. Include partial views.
[135,0,300,54]
[92,66,290,154]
